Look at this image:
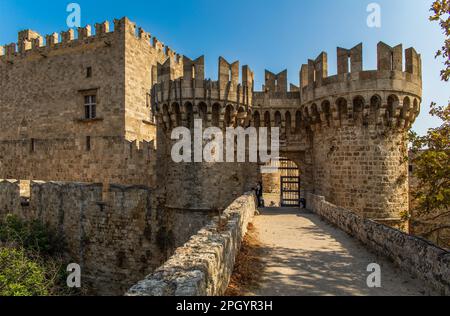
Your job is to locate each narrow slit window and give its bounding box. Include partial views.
[86,67,92,78]
[86,136,91,151]
[30,138,35,153]
[390,52,394,71]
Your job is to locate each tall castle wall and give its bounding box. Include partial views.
[0,180,160,295]
[0,17,180,187]
[155,56,259,212]
[0,179,210,295]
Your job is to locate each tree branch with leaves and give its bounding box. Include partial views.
[408,1,450,247]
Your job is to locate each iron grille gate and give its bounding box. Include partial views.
[281,176,301,207]
[278,158,301,207]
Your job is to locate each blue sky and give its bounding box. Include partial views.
[0,0,448,135]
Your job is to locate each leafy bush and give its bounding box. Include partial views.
[0,214,66,256]
[0,247,50,296]
[0,214,71,296]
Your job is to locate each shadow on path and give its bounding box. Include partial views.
[248,207,436,296]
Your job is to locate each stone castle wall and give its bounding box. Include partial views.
[127,192,257,296]
[0,136,157,187]
[0,17,181,187]
[160,132,259,211]
[307,193,450,295]
[312,126,409,227]
[0,24,125,141]
[0,179,209,295]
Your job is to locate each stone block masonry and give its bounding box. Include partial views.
[126,192,257,296]
[1,15,423,226]
[0,17,181,188]
[0,179,208,295]
[307,193,450,295]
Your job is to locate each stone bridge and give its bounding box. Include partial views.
[127,192,449,296]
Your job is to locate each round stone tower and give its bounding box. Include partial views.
[154,55,259,213]
[297,42,422,228]
[154,41,422,231]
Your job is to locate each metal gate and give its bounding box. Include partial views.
[279,158,301,207]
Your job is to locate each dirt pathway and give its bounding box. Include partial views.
[248,208,437,296]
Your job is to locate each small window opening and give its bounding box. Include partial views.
[86,67,92,78]
[84,95,97,119]
[390,52,394,71]
[30,138,35,153]
[86,136,91,151]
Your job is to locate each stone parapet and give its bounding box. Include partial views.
[126,192,257,296]
[307,193,450,295]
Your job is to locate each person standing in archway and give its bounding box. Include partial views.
[255,181,264,207]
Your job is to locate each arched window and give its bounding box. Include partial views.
[274,111,282,128]
[321,101,331,126]
[198,102,208,125]
[285,111,292,134]
[370,95,382,123]
[253,111,261,129]
[311,104,321,124]
[402,97,411,119]
[353,96,365,125]
[264,111,271,130]
[184,102,194,129]
[212,103,221,126]
[295,110,302,133]
[224,105,234,128]
[387,95,399,124]
[336,98,347,126]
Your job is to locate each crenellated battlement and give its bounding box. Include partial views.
[154,42,422,135]
[294,42,422,132]
[154,56,255,130]
[0,17,179,62]
[299,42,422,103]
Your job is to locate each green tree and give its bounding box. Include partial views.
[430,0,450,82]
[409,1,450,239]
